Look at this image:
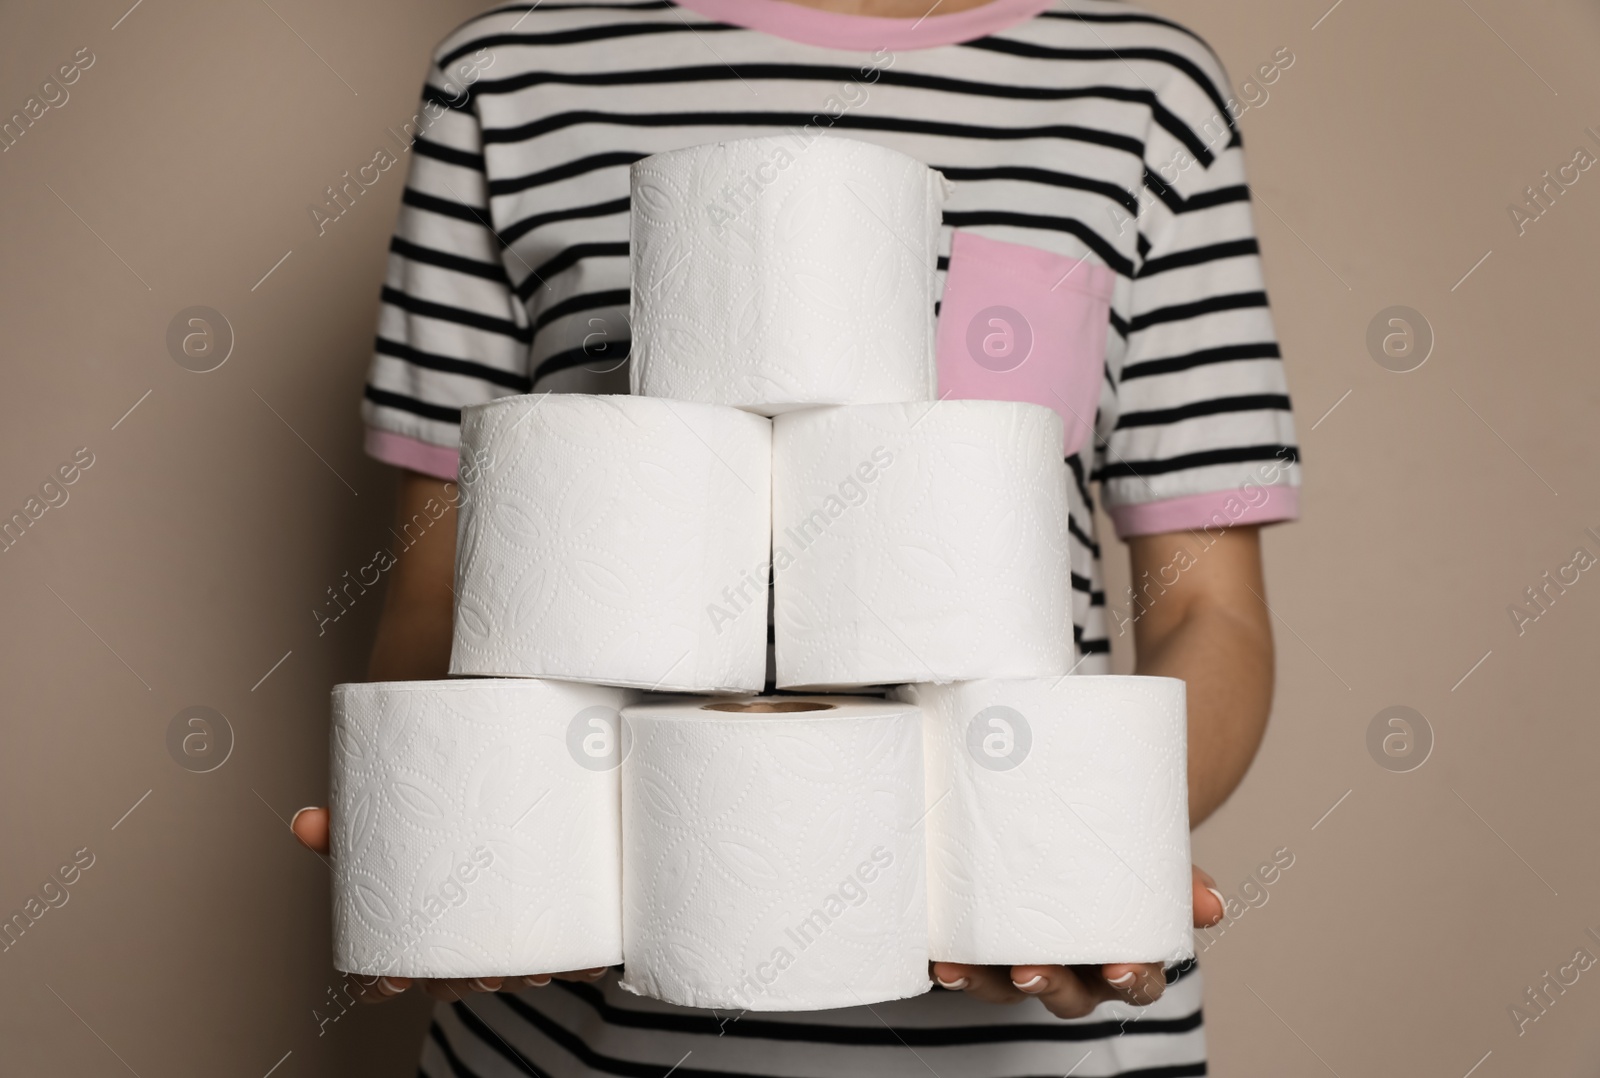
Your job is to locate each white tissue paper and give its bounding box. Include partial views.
[330,678,637,979]
[629,135,949,414]
[450,393,772,693]
[772,401,1072,689]
[893,677,1193,965]
[619,696,930,1010]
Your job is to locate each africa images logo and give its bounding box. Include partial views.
[966,705,1032,771]
[966,306,1032,373]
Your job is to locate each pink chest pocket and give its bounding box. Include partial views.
[935,231,1116,457]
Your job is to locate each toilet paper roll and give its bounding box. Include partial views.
[330,678,636,979]
[892,677,1193,965]
[772,401,1072,689]
[629,135,948,415]
[619,696,930,1010]
[450,393,772,693]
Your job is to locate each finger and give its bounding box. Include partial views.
[502,974,554,990]
[550,967,610,982]
[291,807,330,855]
[423,978,495,1001]
[1010,965,1104,1020]
[1100,962,1166,1006]
[929,961,976,992]
[358,976,410,1004]
[931,963,1024,1005]
[929,961,971,992]
[1192,865,1225,927]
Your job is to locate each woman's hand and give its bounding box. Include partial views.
[291,807,609,1003]
[928,865,1225,1019]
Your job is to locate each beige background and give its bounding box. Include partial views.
[1,1,1596,1074]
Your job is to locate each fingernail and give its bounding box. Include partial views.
[1012,974,1045,992]
[935,977,968,990]
[470,978,502,993]
[378,977,407,995]
[528,975,552,987]
[1107,971,1137,987]
[1205,887,1227,913]
[290,806,318,828]
[581,968,608,980]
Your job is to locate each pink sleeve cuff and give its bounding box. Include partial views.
[365,428,460,480]
[1108,485,1300,539]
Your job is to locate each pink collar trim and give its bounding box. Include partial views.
[669,0,1058,50]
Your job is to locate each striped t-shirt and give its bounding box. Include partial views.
[362,1,1301,1074]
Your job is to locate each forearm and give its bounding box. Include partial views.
[1134,598,1273,825]
[1128,526,1275,826]
[367,470,459,681]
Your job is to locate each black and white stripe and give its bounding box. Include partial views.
[420,965,1207,1078]
[364,3,1301,1071]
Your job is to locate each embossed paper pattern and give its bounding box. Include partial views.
[330,679,635,978]
[772,400,1072,688]
[619,697,930,1010]
[894,677,1193,965]
[450,393,772,692]
[630,135,947,415]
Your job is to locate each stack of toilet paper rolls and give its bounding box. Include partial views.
[329,135,1192,1009]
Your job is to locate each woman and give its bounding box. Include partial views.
[295,0,1300,1073]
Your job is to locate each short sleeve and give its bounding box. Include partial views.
[1096,56,1302,540]
[360,60,533,480]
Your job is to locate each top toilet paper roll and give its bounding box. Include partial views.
[629,135,948,415]
[619,696,930,1011]
[450,393,772,693]
[330,678,636,979]
[772,400,1072,689]
[893,677,1193,966]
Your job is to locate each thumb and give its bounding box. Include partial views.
[291,806,331,855]
[1192,865,1225,927]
